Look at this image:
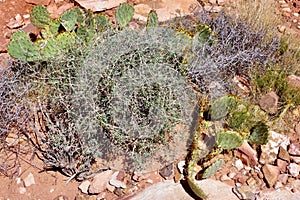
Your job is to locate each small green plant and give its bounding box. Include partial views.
[116,3,134,28]
[146,10,158,29]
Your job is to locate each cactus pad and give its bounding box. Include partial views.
[210,96,238,121]
[116,3,134,28]
[216,130,243,150]
[30,5,50,28]
[60,8,78,32]
[147,10,158,29]
[249,121,269,145]
[202,159,225,179]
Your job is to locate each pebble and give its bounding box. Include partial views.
[259,91,279,114]
[278,173,289,184]
[234,159,244,171]
[78,180,90,194]
[23,173,35,187]
[288,142,300,156]
[6,14,24,29]
[262,164,280,188]
[278,25,286,33]
[159,164,174,180]
[177,160,185,174]
[288,163,300,177]
[294,12,299,17]
[282,7,292,12]
[276,159,288,173]
[88,170,113,194]
[109,171,127,189]
[18,187,26,194]
[278,146,290,162]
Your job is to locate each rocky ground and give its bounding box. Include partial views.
[0,0,300,200]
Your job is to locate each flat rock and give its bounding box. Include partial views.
[133,0,200,22]
[262,164,280,188]
[288,163,300,177]
[287,75,300,89]
[259,188,300,200]
[74,0,126,12]
[88,170,114,194]
[259,92,279,114]
[159,163,174,179]
[276,159,288,173]
[289,142,300,156]
[260,131,290,164]
[78,180,91,194]
[238,141,258,165]
[6,14,24,29]
[109,171,126,189]
[48,3,74,19]
[127,179,238,200]
[25,0,51,5]
[278,146,290,162]
[23,173,35,187]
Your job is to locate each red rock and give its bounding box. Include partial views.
[88,170,113,194]
[289,142,300,156]
[78,180,90,194]
[291,156,300,163]
[278,146,290,162]
[287,75,300,89]
[262,164,280,188]
[278,173,289,184]
[109,171,126,189]
[25,0,51,5]
[238,141,258,165]
[276,159,288,173]
[259,92,279,114]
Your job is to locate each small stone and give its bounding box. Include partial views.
[276,159,288,173]
[23,14,30,19]
[177,160,185,174]
[274,181,283,189]
[297,25,300,29]
[246,177,256,186]
[6,14,24,29]
[293,12,299,17]
[228,172,236,179]
[220,174,231,181]
[233,185,256,200]
[287,75,300,89]
[238,141,258,165]
[260,131,290,165]
[50,188,54,193]
[262,164,280,188]
[217,0,225,6]
[209,0,217,4]
[106,183,115,192]
[278,25,286,33]
[23,173,35,187]
[293,19,298,23]
[282,7,292,12]
[295,123,300,135]
[53,195,68,200]
[278,146,290,162]
[16,177,21,184]
[109,171,127,189]
[78,180,90,194]
[259,92,279,114]
[291,156,300,163]
[234,159,244,171]
[288,163,300,177]
[289,142,300,156]
[278,173,289,184]
[159,163,174,179]
[18,187,26,194]
[146,179,153,184]
[89,170,113,194]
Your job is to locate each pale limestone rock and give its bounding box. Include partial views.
[88,170,113,194]
[78,180,91,194]
[74,0,126,12]
[23,173,35,187]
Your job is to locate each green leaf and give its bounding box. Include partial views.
[30,5,50,28]
[60,8,78,32]
[116,3,134,28]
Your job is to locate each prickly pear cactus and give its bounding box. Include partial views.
[216,130,243,150]
[8,31,40,62]
[147,10,158,29]
[210,96,238,121]
[60,8,78,32]
[193,24,217,46]
[202,159,225,179]
[116,3,134,28]
[30,5,50,28]
[95,14,111,32]
[249,121,269,145]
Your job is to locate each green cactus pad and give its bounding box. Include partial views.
[74,7,85,24]
[60,8,78,32]
[194,24,217,45]
[95,14,111,32]
[249,121,269,145]
[147,10,158,29]
[116,3,134,28]
[210,96,238,121]
[49,19,61,36]
[202,159,225,179]
[30,5,51,28]
[8,31,40,62]
[216,130,243,150]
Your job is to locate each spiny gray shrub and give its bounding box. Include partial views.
[165,10,280,96]
[74,28,198,171]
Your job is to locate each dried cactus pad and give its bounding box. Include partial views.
[249,121,269,145]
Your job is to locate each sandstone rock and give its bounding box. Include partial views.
[21,23,40,36]
[278,173,289,184]
[293,1,300,8]
[262,164,280,188]
[74,0,126,12]
[260,131,290,165]
[289,142,300,156]
[133,0,200,22]
[238,141,258,165]
[48,3,74,19]
[128,179,239,200]
[287,75,300,89]
[259,92,279,114]
[23,173,35,187]
[78,180,91,194]
[88,170,113,194]
[25,0,51,5]
[278,146,290,162]
[258,188,300,200]
[159,163,174,180]
[291,156,300,163]
[109,171,126,189]
[276,159,288,173]
[288,163,300,177]
[295,122,300,135]
[7,14,24,29]
[232,185,257,200]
